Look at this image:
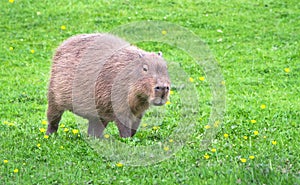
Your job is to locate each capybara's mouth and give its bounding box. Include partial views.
[152,98,167,106]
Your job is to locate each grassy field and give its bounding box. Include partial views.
[1,0,299,184]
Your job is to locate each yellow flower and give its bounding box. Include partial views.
[243,136,248,140]
[161,30,167,35]
[189,77,194,82]
[169,90,174,95]
[63,128,69,132]
[284,68,290,73]
[60,124,65,128]
[61,25,66,30]
[9,46,14,51]
[30,49,35,54]
[37,143,41,148]
[169,139,174,143]
[4,160,8,164]
[39,128,46,133]
[224,133,229,138]
[214,120,220,127]
[211,148,216,153]
[9,0,14,3]
[272,140,277,145]
[8,122,15,126]
[116,162,123,167]
[240,158,247,163]
[41,120,47,125]
[250,120,257,124]
[166,101,171,105]
[152,126,160,130]
[104,134,110,139]
[249,156,255,160]
[260,104,266,109]
[204,154,210,159]
[13,169,19,173]
[72,129,79,135]
[3,121,9,125]
[44,135,49,139]
[163,146,169,151]
[142,123,147,128]
[263,136,267,139]
[204,125,211,129]
[199,76,205,81]
[60,146,64,149]
[253,131,259,136]
[221,81,225,85]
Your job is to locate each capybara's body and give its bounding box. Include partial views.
[46,33,170,137]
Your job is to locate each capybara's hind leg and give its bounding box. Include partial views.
[46,105,64,135]
[87,118,108,138]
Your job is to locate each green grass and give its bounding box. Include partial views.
[1,0,299,184]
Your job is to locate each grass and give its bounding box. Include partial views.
[0,0,299,184]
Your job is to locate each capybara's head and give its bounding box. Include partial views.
[131,52,171,107]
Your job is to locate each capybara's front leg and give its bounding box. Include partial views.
[116,120,137,138]
[46,105,64,135]
[87,118,108,138]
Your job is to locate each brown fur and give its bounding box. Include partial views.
[46,33,170,138]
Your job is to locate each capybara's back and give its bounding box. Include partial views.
[46,33,170,138]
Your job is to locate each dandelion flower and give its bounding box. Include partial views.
[37,143,41,148]
[243,136,248,140]
[72,129,79,135]
[9,47,14,51]
[249,156,255,160]
[260,104,266,109]
[44,135,49,139]
[104,134,110,139]
[272,140,277,145]
[142,123,147,128]
[224,133,229,138]
[250,120,256,124]
[199,76,205,81]
[60,124,65,128]
[9,0,14,3]
[152,126,160,130]
[60,146,64,149]
[63,128,69,132]
[204,154,210,159]
[263,136,267,139]
[61,25,66,30]
[169,90,174,95]
[284,68,290,73]
[166,101,171,105]
[240,158,247,163]
[204,125,211,129]
[211,148,216,153]
[116,162,123,167]
[41,120,47,125]
[214,120,220,127]
[30,49,35,54]
[161,30,167,35]
[163,146,169,151]
[221,81,225,85]
[189,77,194,82]
[169,139,174,143]
[3,160,8,164]
[8,122,15,126]
[253,131,259,136]
[39,128,46,133]
[13,169,19,173]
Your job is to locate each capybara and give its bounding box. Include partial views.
[46,33,170,138]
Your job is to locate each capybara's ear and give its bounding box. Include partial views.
[158,51,163,57]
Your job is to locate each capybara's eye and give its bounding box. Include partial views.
[143,64,148,72]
